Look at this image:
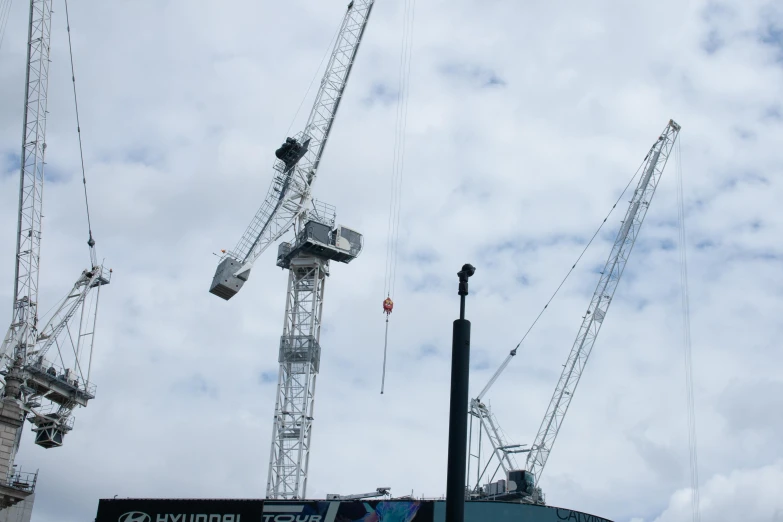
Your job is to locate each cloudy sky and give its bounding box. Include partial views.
[1,0,782,521]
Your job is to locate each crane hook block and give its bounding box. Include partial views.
[383,297,393,314]
[275,137,309,171]
[209,256,249,300]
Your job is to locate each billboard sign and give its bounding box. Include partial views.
[96,499,433,522]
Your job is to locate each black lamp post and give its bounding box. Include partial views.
[445,263,475,522]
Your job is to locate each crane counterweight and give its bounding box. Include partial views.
[209,257,249,300]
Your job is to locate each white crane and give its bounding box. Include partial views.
[0,0,110,510]
[468,120,681,503]
[209,0,374,500]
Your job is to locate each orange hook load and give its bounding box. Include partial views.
[381,296,394,394]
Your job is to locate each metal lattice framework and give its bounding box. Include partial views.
[1,0,53,371]
[467,348,523,493]
[211,0,373,501]
[266,257,327,499]
[1,1,109,484]
[525,120,681,484]
[469,399,518,487]
[31,267,105,361]
[14,264,109,449]
[228,0,374,269]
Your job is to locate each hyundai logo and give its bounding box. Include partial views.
[119,512,151,522]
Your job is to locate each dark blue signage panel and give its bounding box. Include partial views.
[96,499,433,522]
[96,498,612,522]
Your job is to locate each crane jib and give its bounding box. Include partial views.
[212,0,374,302]
[525,121,680,486]
[463,121,682,497]
[242,137,312,265]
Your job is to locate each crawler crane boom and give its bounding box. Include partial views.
[526,119,681,484]
[468,120,681,503]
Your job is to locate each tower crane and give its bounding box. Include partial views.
[467,120,681,504]
[0,0,111,511]
[208,0,374,500]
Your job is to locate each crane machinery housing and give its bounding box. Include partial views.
[0,0,110,514]
[209,0,374,501]
[467,120,681,505]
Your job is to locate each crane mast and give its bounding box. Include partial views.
[209,0,373,500]
[1,0,110,511]
[525,120,681,484]
[1,0,52,378]
[0,2,54,497]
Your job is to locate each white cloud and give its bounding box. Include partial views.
[652,462,783,522]
[0,0,781,521]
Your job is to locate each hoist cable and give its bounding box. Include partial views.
[380,0,416,394]
[383,0,416,299]
[676,135,701,522]
[385,0,415,296]
[0,0,12,52]
[285,22,341,138]
[510,156,649,351]
[383,0,409,297]
[380,315,389,394]
[64,0,96,266]
[389,0,416,299]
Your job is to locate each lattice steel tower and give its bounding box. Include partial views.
[0,0,111,512]
[209,0,374,499]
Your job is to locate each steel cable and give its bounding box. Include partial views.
[510,155,649,352]
[380,0,417,394]
[389,0,416,299]
[0,0,13,52]
[676,135,701,522]
[64,0,97,266]
[285,22,341,138]
[384,0,416,299]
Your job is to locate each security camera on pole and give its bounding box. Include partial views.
[446,264,475,522]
